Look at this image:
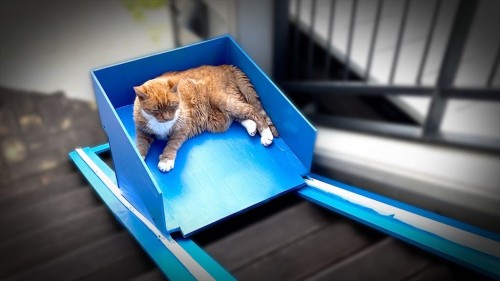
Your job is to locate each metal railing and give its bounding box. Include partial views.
[273,0,500,152]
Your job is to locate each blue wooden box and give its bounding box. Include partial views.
[91,35,316,236]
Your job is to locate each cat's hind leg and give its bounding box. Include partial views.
[207,109,232,133]
[239,119,257,136]
[225,99,273,146]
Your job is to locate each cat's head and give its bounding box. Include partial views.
[134,78,180,123]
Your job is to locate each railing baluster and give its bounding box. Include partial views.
[416,0,442,85]
[306,0,318,79]
[487,45,500,87]
[169,0,181,47]
[365,0,384,82]
[343,0,358,81]
[273,0,290,81]
[423,0,479,136]
[324,0,336,79]
[292,0,303,79]
[389,0,411,84]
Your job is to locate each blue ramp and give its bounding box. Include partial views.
[116,104,306,235]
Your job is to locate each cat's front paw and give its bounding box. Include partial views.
[260,128,274,146]
[158,159,175,172]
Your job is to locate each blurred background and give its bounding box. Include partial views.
[1,0,499,280]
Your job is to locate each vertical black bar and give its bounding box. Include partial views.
[292,0,302,79]
[423,0,479,136]
[169,0,181,47]
[365,0,384,81]
[306,0,318,79]
[343,0,358,80]
[487,45,500,87]
[416,0,442,85]
[389,0,411,84]
[273,0,290,81]
[324,0,336,79]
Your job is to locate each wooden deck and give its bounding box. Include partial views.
[0,87,491,280]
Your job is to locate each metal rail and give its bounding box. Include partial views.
[301,175,500,279]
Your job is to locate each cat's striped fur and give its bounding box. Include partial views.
[133,65,278,172]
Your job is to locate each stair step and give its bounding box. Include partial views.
[0,205,121,278]
[9,231,142,281]
[306,238,430,281]
[233,219,382,281]
[0,187,100,242]
[0,158,75,191]
[407,263,454,281]
[78,249,156,281]
[0,172,85,217]
[205,201,337,271]
[130,269,167,281]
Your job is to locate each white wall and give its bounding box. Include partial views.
[204,0,274,75]
[0,0,174,101]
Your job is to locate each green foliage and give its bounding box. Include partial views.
[122,0,168,22]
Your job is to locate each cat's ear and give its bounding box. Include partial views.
[168,80,178,93]
[134,86,148,100]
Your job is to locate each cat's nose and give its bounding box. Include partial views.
[160,113,173,122]
[161,113,170,120]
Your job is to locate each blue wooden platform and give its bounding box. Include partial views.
[116,104,307,235]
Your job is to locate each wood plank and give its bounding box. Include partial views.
[131,269,167,281]
[0,173,85,217]
[78,250,156,281]
[0,187,100,242]
[205,201,337,271]
[306,238,430,281]
[0,205,122,278]
[8,232,142,281]
[234,219,383,281]
[1,152,71,186]
[0,162,78,197]
[406,264,454,281]
[406,261,492,281]
[36,92,70,135]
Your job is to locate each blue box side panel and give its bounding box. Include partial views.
[93,38,228,109]
[92,76,167,233]
[227,37,316,171]
[69,148,235,281]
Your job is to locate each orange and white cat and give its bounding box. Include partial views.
[133,65,279,172]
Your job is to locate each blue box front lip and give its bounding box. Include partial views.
[91,34,317,236]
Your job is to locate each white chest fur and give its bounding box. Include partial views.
[141,109,179,140]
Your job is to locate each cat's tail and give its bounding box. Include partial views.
[231,66,279,137]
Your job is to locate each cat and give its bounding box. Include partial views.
[133,65,279,172]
